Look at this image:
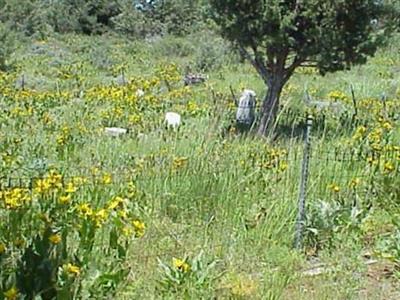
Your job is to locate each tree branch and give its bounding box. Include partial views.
[277,48,289,74]
[283,55,304,82]
[238,45,269,84]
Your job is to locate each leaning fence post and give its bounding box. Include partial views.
[350,84,358,124]
[294,114,313,249]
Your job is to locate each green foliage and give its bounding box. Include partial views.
[110,1,151,37]
[16,227,60,299]
[192,30,238,71]
[0,0,37,35]
[157,251,219,295]
[305,200,367,251]
[0,22,19,70]
[113,0,208,38]
[211,0,398,75]
[0,0,210,38]
[150,31,238,72]
[0,31,399,298]
[51,0,121,34]
[0,0,121,36]
[145,0,206,36]
[210,0,400,134]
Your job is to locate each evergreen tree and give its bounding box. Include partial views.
[210,0,399,135]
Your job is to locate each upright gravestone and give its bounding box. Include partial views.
[236,89,257,131]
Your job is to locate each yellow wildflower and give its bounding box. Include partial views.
[352,125,367,140]
[49,234,61,245]
[172,258,190,273]
[132,220,145,237]
[2,188,31,209]
[127,182,137,198]
[279,161,288,172]
[59,195,71,205]
[367,157,378,165]
[107,196,125,210]
[48,171,63,189]
[384,161,395,173]
[91,167,99,175]
[122,226,133,237]
[65,182,77,193]
[64,263,80,276]
[328,183,340,193]
[327,90,348,102]
[77,203,93,218]
[72,176,87,186]
[92,209,108,227]
[349,178,361,188]
[117,209,128,219]
[102,173,112,185]
[4,287,18,300]
[34,179,51,194]
[4,197,19,210]
[56,135,66,145]
[173,156,188,169]
[382,121,392,130]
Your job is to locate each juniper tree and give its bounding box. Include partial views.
[210,0,399,135]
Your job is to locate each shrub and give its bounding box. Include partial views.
[0,22,19,70]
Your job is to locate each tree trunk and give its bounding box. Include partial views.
[257,76,285,136]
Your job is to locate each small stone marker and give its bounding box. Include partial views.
[104,127,128,137]
[183,73,207,86]
[136,89,145,97]
[165,112,181,129]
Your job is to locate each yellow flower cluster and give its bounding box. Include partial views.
[295,67,318,75]
[0,188,31,209]
[10,106,34,118]
[327,90,349,103]
[73,194,146,236]
[132,220,146,238]
[56,126,72,146]
[167,86,192,100]
[155,63,181,84]
[173,156,189,170]
[172,258,190,273]
[63,263,81,276]
[34,170,63,194]
[49,234,62,244]
[352,125,367,141]
[349,178,361,188]
[328,183,340,193]
[3,287,18,300]
[281,83,300,97]
[255,148,289,172]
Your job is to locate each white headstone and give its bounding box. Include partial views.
[236,89,257,126]
[165,112,181,129]
[104,127,128,137]
[136,89,145,97]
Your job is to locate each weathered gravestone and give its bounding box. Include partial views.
[236,89,257,131]
[183,73,207,86]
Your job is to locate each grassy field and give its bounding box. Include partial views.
[0,32,399,299]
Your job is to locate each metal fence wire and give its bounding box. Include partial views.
[0,113,398,252]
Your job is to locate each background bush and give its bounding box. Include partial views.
[0,0,210,38]
[0,22,21,70]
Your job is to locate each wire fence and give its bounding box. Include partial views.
[0,145,398,190]
[0,112,398,258]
